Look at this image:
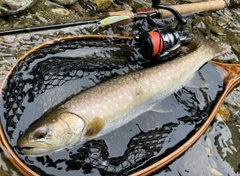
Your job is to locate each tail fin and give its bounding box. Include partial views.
[210,42,231,58]
[196,30,231,58]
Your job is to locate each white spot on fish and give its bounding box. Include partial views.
[152,84,156,89]
[81,110,86,115]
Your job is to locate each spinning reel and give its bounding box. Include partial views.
[136,2,193,60]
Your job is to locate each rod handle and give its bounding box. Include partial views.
[105,0,226,20]
[161,0,226,18]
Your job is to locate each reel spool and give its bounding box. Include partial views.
[139,28,192,60]
[136,4,193,60]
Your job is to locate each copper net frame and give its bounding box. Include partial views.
[0,34,239,176]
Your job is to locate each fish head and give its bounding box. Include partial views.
[17,108,85,156]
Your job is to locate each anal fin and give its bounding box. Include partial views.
[149,97,176,113]
[184,71,208,89]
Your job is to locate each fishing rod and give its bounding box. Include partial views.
[107,0,226,21]
[0,19,101,36]
[0,0,225,36]
[99,0,225,61]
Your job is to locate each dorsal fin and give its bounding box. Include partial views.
[84,117,105,138]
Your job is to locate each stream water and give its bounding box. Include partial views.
[0,0,239,175]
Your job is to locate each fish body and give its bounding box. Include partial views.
[18,38,221,156]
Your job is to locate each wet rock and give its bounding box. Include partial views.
[182,0,202,2]
[50,0,78,6]
[0,152,22,176]
[206,15,214,25]
[215,117,240,172]
[77,0,112,15]
[112,0,136,6]
[0,0,37,16]
[232,44,240,54]
[216,104,231,121]
[225,86,240,108]
[230,0,240,8]
[51,8,70,16]
[93,0,112,11]
[210,25,226,36]
[217,16,231,27]
[209,32,220,42]
[183,138,220,175]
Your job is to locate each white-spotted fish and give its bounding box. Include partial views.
[17,36,225,156]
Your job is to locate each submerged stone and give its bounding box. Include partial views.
[0,0,37,16]
[50,0,78,6]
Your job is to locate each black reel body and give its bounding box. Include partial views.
[136,4,193,60]
[139,28,192,60]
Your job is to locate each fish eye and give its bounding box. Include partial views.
[33,130,47,140]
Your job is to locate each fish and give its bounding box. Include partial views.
[17,36,225,156]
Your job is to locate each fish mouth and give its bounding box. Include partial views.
[17,141,54,156]
[18,146,50,156]
[20,146,34,150]
[19,146,35,153]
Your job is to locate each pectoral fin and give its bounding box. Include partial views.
[149,97,175,113]
[84,117,105,138]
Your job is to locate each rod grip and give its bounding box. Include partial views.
[105,0,226,20]
[161,0,226,18]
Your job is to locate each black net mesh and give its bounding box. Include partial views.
[65,122,178,175]
[2,38,149,139]
[0,37,224,175]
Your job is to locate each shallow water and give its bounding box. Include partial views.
[0,0,240,175]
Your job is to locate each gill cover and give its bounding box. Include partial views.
[17,109,85,156]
